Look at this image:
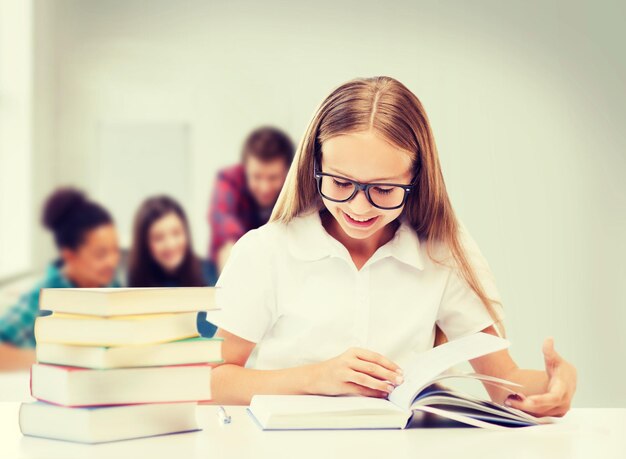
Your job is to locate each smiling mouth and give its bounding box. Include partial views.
[342,210,379,227]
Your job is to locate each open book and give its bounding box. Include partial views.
[247,332,560,430]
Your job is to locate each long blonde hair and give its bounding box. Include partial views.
[270,76,506,343]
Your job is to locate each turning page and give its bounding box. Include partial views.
[388,332,512,409]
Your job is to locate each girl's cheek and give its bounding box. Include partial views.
[321,200,339,218]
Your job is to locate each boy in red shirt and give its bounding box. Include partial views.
[208,126,294,273]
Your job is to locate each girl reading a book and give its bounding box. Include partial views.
[0,187,121,371]
[127,195,217,337]
[205,76,577,417]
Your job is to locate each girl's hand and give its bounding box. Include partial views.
[306,347,405,398]
[504,337,577,417]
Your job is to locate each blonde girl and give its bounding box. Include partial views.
[204,76,577,417]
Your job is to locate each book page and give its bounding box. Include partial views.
[388,332,511,409]
[412,405,511,430]
[426,369,523,395]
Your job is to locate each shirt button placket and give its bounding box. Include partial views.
[354,268,370,346]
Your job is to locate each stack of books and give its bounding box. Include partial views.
[19,287,223,444]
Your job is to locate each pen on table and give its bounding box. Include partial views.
[217,405,232,425]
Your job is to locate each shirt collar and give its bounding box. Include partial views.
[286,209,424,271]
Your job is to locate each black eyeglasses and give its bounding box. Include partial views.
[313,158,418,210]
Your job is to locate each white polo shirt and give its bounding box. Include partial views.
[204,208,505,371]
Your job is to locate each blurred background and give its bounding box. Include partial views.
[0,0,624,406]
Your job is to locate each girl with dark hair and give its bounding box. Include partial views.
[128,195,217,337]
[0,187,121,371]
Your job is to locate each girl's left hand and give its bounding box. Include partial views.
[504,337,577,417]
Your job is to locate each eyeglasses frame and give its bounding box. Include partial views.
[313,158,419,210]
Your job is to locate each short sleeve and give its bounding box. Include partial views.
[0,288,40,348]
[436,221,506,341]
[202,228,277,343]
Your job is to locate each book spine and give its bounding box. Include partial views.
[31,397,213,408]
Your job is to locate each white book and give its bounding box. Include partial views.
[39,287,220,316]
[248,333,560,430]
[30,363,212,407]
[34,312,200,346]
[36,337,223,369]
[19,401,200,444]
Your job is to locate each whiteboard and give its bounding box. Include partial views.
[93,122,191,248]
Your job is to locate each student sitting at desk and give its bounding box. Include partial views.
[0,187,121,371]
[127,195,217,337]
[204,76,578,418]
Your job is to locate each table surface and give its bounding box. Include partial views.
[1,401,625,459]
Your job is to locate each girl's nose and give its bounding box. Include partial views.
[348,189,373,213]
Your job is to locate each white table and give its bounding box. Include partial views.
[1,402,625,459]
[0,372,33,403]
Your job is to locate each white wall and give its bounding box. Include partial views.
[31,0,625,407]
[0,0,32,278]
[30,0,58,271]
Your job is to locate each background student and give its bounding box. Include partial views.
[128,195,217,337]
[203,76,577,417]
[208,126,295,274]
[0,187,121,371]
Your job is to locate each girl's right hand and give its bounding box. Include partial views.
[306,347,405,398]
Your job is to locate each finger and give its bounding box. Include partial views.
[350,359,404,386]
[543,337,562,365]
[353,348,403,374]
[527,378,568,407]
[503,397,544,415]
[547,376,568,399]
[346,368,396,393]
[524,392,564,409]
[345,382,389,398]
[505,397,566,417]
[505,392,563,414]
